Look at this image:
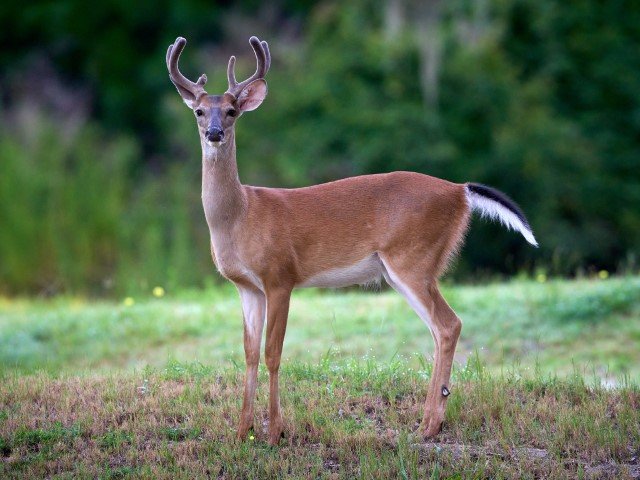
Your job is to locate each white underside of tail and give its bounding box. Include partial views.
[466,188,538,247]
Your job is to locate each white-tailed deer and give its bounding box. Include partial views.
[167,36,537,445]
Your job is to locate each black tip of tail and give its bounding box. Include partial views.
[467,183,531,230]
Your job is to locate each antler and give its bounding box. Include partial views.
[166,37,208,101]
[226,36,271,97]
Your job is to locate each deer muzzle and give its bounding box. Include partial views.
[206,127,224,143]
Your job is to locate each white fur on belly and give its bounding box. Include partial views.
[299,254,383,288]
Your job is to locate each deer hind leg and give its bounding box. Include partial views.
[264,287,292,445]
[236,285,266,440]
[381,256,462,438]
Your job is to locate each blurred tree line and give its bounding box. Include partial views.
[0,0,638,295]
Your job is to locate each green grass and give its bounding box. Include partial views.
[0,358,638,479]
[1,276,639,379]
[0,276,639,478]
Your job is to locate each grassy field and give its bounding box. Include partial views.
[1,276,639,378]
[1,276,639,478]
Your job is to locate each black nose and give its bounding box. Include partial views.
[206,128,224,142]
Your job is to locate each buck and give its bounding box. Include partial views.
[166,35,537,445]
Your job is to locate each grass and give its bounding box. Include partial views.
[1,276,639,378]
[0,358,638,478]
[0,276,639,478]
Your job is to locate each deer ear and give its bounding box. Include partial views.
[237,79,267,112]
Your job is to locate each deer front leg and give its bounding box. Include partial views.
[264,287,292,445]
[236,285,266,440]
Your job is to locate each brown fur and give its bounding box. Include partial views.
[234,172,470,286]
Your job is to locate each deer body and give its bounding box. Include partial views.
[167,36,537,445]
[204,157,470,289]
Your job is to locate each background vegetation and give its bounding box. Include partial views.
[2,276,639,379]
[1,0,639,296]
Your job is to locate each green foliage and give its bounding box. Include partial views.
[116,161,213,294]
[0,109,216,295]
[242,2,437,185]
[0,0,227,142]
[1,0,639,293]
[240,0,640,276]
[0,114,135,294]
[497,0,640,273]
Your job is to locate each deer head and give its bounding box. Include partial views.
[167,36,270,145]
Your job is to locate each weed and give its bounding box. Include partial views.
[158,426,201,442]
[99,430,133,450]
[13,422,82,452]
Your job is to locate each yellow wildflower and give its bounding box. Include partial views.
[153,286,165,298]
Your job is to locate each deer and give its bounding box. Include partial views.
[166,35,538,445]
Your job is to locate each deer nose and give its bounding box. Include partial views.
[206,128,224,142]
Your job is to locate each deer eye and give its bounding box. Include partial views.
[227,109,237,117]
[195,109,204,117]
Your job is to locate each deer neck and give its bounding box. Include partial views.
[201,129,247,231]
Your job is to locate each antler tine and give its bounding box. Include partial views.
[261,41,271,75]
[226,36,270,97]
[166,37,207,99]
[226,55,238,87]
